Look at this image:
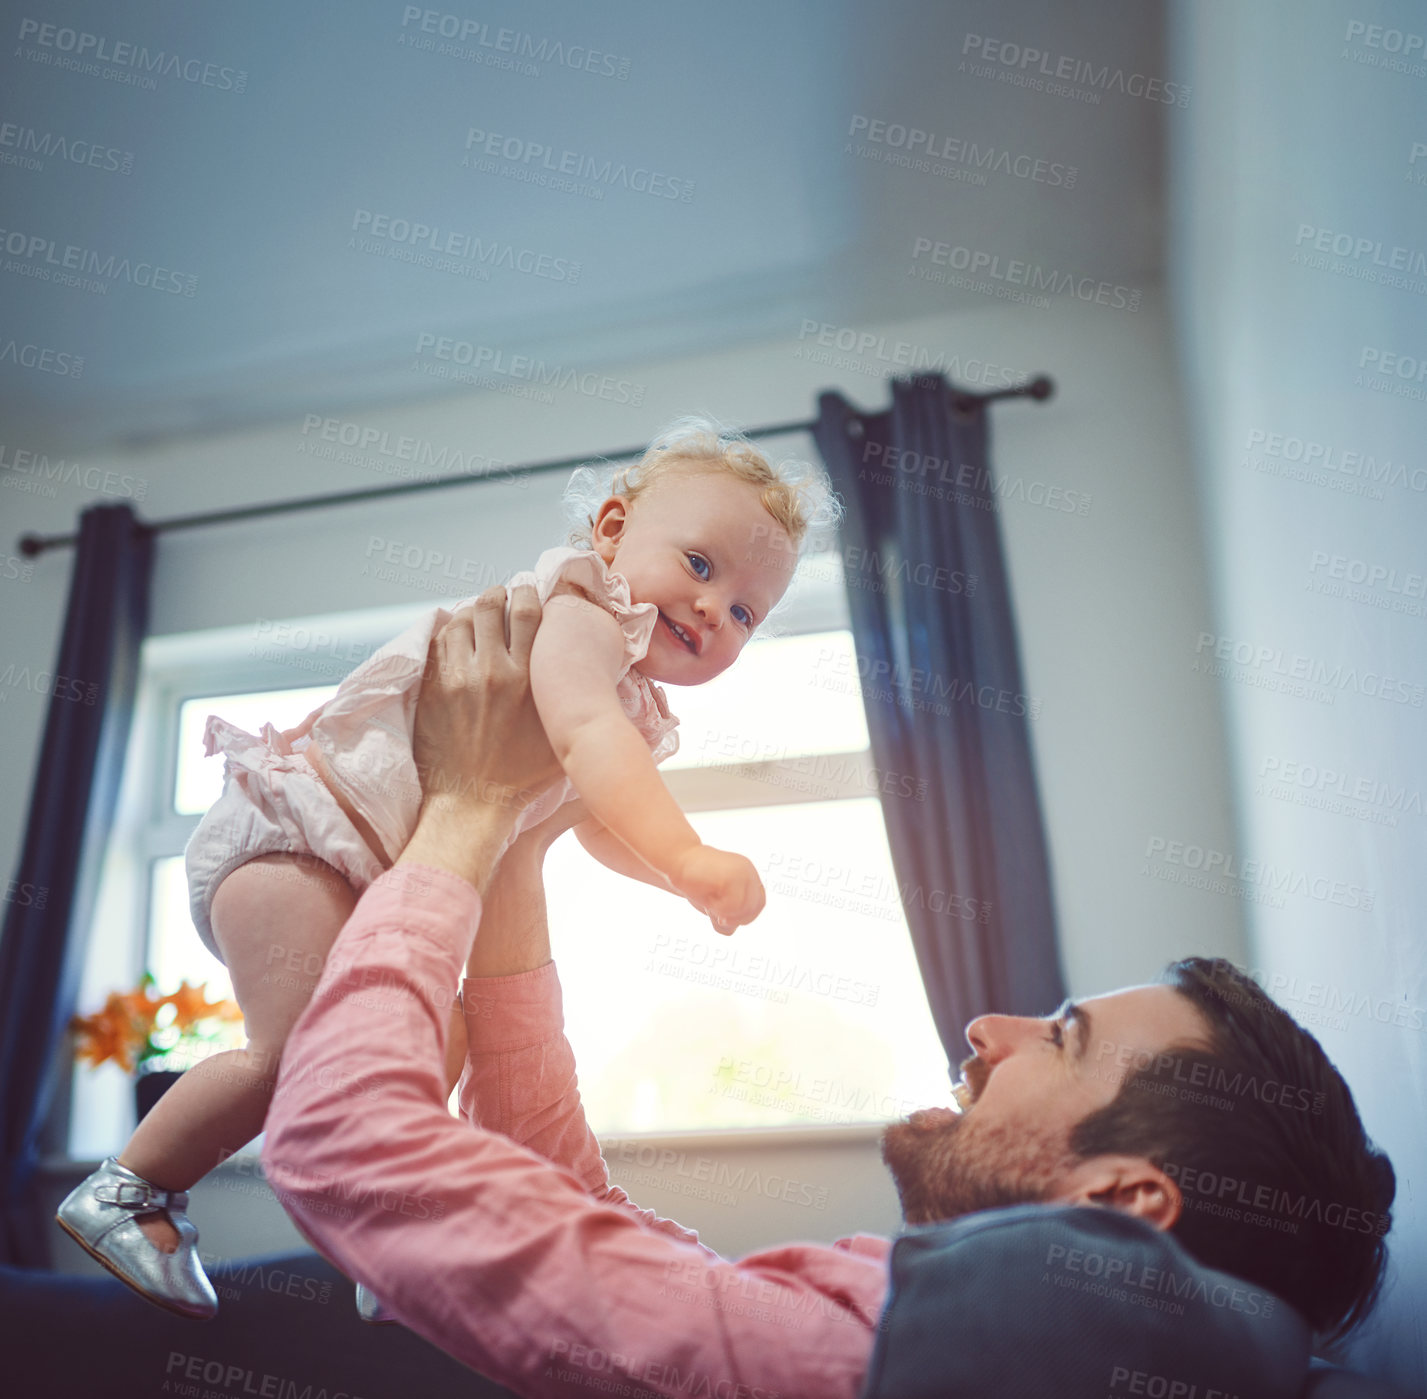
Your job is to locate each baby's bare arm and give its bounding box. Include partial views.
[574,817,675,891]
[529,595,702,884]
[531,595,766,931]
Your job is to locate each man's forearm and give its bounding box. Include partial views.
[397,791,518,895]
[465,835,551,977]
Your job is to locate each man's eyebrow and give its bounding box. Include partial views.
[1055,999,1092,1059]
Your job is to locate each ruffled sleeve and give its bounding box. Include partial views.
[517,547,656,680]
[519,547,680,766]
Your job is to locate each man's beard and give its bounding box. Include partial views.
[880,1057,1079,1226]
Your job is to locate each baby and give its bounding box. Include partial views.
[57,416,835,1322]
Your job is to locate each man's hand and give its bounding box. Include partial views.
[399,584,564,892]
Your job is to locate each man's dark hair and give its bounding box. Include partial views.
[1069,957,1395,1343]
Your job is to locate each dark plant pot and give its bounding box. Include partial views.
[134,1069,183,1122]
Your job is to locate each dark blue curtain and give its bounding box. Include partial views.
[0,505,153,1265]
[812,375,1066,1063]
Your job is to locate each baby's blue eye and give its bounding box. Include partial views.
[732,604,753,627]
[688,553,711,579]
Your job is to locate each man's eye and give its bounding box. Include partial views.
[688,553,711,579]
[1047,1021,1064,1049]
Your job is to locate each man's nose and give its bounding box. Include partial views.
[966,1013,1041,1063]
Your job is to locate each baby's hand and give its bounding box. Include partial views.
[673,845,765,935]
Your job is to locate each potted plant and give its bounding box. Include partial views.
[70,974,244,1120]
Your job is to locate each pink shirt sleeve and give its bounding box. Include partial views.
[264,864,890,1399]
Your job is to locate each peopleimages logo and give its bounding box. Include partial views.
[1163,1163,1391,1237]
[1192,632,1426,708]
[14,18,248,92]
[1294,223,1427,273]
[1341,19,1426,77]
[1244,428,1426,495]
[796,320,1032,390]
[910,237,1141,311]
[0,338,83,377]
[412,333,643,404]
[1258,754,1424,825]
[1143,835,1373,912]
[1291,224,1427,295]
[846,115,1076,187]
[299,414,517,484]
[398,7,632,80]
[1,442,148,499]
[463,128,694,202]
[960,33,1190,106]
[348,210,581,283]
[0,225,197,295]
[0,121,134,174]
[1095,1038,1326,1114]
[1043,1242,1275,1318]
[1308,550,1427,619]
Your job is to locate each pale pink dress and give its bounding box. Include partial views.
[184,546,679,961]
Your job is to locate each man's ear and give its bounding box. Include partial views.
[1055,1155,1183,1232]
[591,497,630,565]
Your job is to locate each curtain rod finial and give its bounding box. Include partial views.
[18,533,44,558]
[1027,376,1054,401]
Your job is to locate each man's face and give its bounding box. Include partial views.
[881,984,1210,1226]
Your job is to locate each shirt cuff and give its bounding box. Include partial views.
[362,863,483,952]
[461,960,565,1052]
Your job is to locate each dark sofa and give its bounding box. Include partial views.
[0,1250,1417,1399]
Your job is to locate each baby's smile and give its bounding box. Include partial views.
[659,612,701,655]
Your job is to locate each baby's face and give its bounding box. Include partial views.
[593,467,797,686]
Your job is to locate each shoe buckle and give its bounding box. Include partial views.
[95,1181,169,1210]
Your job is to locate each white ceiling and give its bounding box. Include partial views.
[1,0,1165,453]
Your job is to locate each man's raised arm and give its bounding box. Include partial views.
[455,805,710,1246]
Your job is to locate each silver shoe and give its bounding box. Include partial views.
[355,1281,399,1325]
[55,1157,217,1321]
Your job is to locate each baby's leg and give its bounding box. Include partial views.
[118,854,356,1251]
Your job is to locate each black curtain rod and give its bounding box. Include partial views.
[17,376,1054,558]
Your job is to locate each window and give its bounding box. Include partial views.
[548,623,950,1134]
[70,560,948,1155]
[153,685,341,1002]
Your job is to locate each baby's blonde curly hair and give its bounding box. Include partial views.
[563,414,841,556]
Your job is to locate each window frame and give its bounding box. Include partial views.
[61,556,935,1160]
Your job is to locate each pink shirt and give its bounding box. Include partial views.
[263,864,892,1399]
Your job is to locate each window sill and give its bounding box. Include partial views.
[597,1121,890,1151]
[42,1122,888,1178]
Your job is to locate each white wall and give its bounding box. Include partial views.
[6,285,1242,1260]
[1169,0,1427,1385]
